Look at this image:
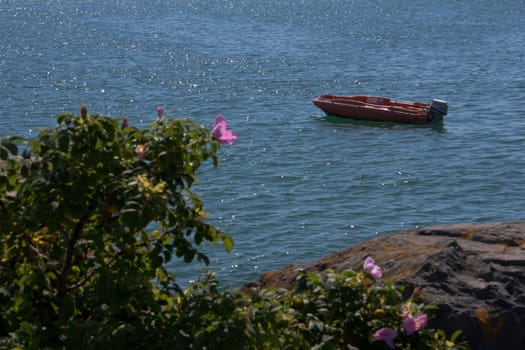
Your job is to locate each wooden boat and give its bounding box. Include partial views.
[312,95,448,124]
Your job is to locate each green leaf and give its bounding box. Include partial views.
[121,209,139,228]
[150,254,163,269]
[2,141,18,155]
[450,329,464,342]
[222,235,234,252]
[163,250,172,263]
[0,146,7,160]
[20,164,29,178]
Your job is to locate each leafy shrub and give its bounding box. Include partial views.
[0,108,232,348]
[170,270,468,350]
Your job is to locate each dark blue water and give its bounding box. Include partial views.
[1,0,524,287]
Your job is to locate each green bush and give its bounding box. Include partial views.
[171,270,468,349]
[0,107,232,348]
[0,108,468,349]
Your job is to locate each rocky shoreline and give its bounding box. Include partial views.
[246,221,525,350]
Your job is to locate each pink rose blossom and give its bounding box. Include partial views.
[373,327,397,349]
[412,287,423,299]
[400,304,411,318]
[121,117,129,130]
[363,256,382,279]
[157,106,164,120]
[212,114,237,145]
[402,314,428,335]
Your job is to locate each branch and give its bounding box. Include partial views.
[57,215,88,297]
[0,200,6,218]
[68,248,125,291]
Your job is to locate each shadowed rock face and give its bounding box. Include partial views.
[246,221,525,350]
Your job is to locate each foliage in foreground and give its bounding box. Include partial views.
[171,270,469,350]
[0,108,231,348]
[0,109,468,349]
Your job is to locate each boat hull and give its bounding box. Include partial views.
[312,95,446,124]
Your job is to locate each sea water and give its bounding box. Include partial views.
[1,0,524,287]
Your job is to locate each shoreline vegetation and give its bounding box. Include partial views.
[3,109,521,348]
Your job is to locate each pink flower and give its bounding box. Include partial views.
[363,256,382,279]
[121,117,129,130]
[373,327,397,349]
[157,106,164,120]
[402,314,428,335]
[400,304,411,318]
[212,114,237,145]
[412,287,423,300]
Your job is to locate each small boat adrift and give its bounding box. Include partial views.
[312,95,448,124]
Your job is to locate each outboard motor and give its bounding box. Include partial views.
[429,99,448,121]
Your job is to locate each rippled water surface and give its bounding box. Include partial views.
[1,0,524,287]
